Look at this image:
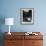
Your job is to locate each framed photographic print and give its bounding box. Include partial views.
[20,8,34,24]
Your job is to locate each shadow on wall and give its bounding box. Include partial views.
[0,33,4,46]
[0,16,5,46]
[0,16,5,32]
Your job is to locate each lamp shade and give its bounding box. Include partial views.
[5,18,14,25]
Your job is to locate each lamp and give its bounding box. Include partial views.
[5,18,14,35]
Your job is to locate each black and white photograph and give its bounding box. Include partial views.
[20,8,34,24]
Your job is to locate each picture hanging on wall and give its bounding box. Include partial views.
[20,8,34,24]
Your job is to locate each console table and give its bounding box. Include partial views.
[4,32,43,46]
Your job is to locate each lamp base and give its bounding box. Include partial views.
[8,32,11,35]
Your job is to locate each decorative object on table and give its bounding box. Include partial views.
[25,32,38,35]
[5,18,14,35]
[20,8,34,24]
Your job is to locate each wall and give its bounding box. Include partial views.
[0,0,46,46]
